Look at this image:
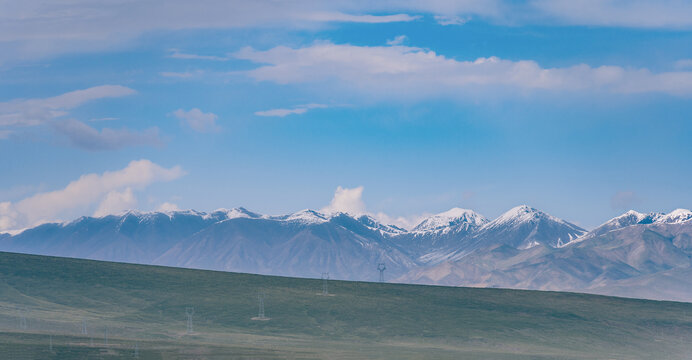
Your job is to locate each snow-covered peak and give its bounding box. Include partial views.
[659,209,692,224]
[606,210,647,226]
[412,208,487,233]
[282,209,330,224]
[354,214,407,235]
[214,207,263,220]
[486,205,564,229]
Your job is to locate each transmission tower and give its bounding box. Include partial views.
[377,263,386,283]
[257,293,266,319]
[17,307,28,329]
[321,272,329,295]
[104,327,109,348]
[81,318,88,335]
[49,334,53,352]
[185,307,195,334]
[134,342,139,358]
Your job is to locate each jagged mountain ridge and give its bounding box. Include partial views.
[397,211,692,301]
[1,206,691,301]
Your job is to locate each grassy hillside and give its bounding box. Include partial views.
[0,251,690,359]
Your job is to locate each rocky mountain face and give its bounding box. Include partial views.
[1,206,691,301]
[397,209,692,302]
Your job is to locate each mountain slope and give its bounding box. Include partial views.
[397,217,692,301]
[0,209,233,263]
[394,208,487,263]
[2,206,692,302]
[474,205,586,249]
[154,212,416,281]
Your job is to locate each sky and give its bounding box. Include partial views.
[1,0,692,231]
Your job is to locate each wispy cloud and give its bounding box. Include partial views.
[0,1,419,63]
[0,85,135,127]
[386,35,408,46]
[0,86,161,150]
[255,103,328,117]
[0,159,185,231]
[610,191,642,210]
[303,12,419,24]
[89,117,119,122]
[4,1,692,63]
[236,42,692,98]
[52,119,162,151]
[674,59,692,70]
[531,0,692,29]
[172,108,220,132]
[160,71,204,78]
[168,49,229,61]
[434,15,469,26]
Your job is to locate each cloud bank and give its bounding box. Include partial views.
[236,42,692,98]
[0,159,185,232]
[4,1,692,63]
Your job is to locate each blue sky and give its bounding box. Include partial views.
[1,1,692,231]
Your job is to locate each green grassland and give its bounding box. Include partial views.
[0,251,690,359]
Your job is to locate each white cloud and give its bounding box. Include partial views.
[386,35,408,46]
[319,185,433,229]
[236,42,692,97]
[0,159,185,231]
[93,188,137,217]
[157,202,181,212]
[52,119,162,151]
[172,108,220,133]
[434,15,468,26]
[0,85,136,127]
[321,186,367,215]
[254,103,328,117]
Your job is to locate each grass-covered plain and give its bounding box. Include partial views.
[0,251,690,359]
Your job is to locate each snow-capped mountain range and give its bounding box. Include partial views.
[1,205,691,301]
